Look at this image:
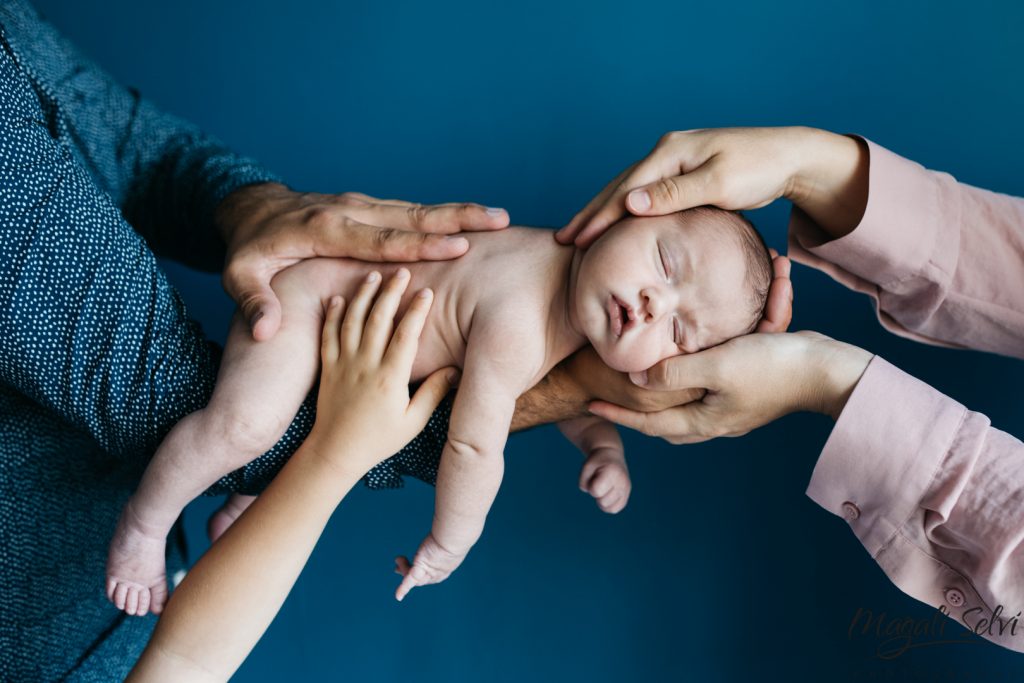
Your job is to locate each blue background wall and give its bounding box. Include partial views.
[33,1,1024,680]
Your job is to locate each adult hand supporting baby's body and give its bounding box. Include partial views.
[216,183,510,341]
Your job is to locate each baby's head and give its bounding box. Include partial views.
[572,206,772,373]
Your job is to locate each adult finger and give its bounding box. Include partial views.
[222,259,283,342]
[629,351,716,392]
[407,367,459,427]
[320,296,345,363]
[756,255,793,333]
[557,164,635,244]
[360,269,410,359]
[573,163,674,248]
[340,272,382,354]
[383,288,433,375]
[316,217,473,262]
[588,401,706,442]
[342,198,510,235]
[626,165,718,217]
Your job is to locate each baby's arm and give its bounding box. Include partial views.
[558,416,631,514]
[394,331,527,601]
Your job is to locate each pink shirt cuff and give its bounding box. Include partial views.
[805,355,966,557]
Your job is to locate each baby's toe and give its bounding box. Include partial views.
[125,587,140,615]
[112,582,129,611]
[137,588,151,617]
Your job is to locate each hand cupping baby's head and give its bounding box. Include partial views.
[572,206,772,373]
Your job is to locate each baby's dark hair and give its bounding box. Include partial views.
[674,206,773,333]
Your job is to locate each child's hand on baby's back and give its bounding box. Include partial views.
[579,448,632,514]
[394,534,468,601]
[310,269,459,476]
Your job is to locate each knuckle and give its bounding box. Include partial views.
[373,227,400,250]
[303,205,334,231]
[406,203,430,228]
[650,178,681,206]
[659,130,683,146]
[336,192,361,206]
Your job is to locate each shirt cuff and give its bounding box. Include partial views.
[805,355,967,557]
[787,137,961,296]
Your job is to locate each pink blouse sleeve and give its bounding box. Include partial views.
[791,139,1024,651]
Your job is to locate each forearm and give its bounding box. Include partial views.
[0,0,278,270]
[432,440,505,552]
[512,364,588,431]
[129,433,361,682]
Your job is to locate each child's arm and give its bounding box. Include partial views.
[127,272,454,682]
[394,331,530,600]
[558,416,631,514]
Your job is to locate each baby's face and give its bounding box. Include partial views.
[573,213,753,373]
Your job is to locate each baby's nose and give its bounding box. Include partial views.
[641,288,665,320]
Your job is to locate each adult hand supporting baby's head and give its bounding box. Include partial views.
[588,331,873,445]
[216,183,510,341]
[556,127,814,248]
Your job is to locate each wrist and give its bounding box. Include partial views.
[806,338,873,419]
[786,128,869,240]
[214,182,290,246]
[298,429,371,485]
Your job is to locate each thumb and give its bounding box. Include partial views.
[626,168,714,216]
[407,367,459,425]
[633,351,716,392]
[238,284,282,342]
[223,264,283,341]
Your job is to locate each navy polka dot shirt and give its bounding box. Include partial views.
[0,2,448,679]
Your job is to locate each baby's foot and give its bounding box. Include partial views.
[579,451,632,514]
[106,500,169,617]
[207,493,257,543]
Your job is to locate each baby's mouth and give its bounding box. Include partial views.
[608,295,635,338]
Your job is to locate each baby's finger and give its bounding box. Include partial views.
[589,470,614,498]
[395,564,428,602]
[320,296,345,363]
[394,556,412,576]
[341,271,382,354]
[360,269,411,359]
[384,288,433,376]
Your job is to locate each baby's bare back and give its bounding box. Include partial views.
[268,226,569,382]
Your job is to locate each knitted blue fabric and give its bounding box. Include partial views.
[0,1,448,678]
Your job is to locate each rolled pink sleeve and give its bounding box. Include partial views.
[792,139,1024,651]
[789,138,1024,359]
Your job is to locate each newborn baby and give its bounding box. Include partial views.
[106,206,772,615]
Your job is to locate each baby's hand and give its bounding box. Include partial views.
[579,448,632,514]
[393,534,468,601]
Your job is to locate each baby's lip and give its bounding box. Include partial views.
[608,295,636,338]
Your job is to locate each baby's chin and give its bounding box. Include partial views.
[591,343,662,374]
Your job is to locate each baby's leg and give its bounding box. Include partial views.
[558,416,631,514]
[107,291,324,616]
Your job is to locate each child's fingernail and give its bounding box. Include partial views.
[485,207,505,216]
[628,189,651,212]
[396,267,410,279]
[629,371,648,386]
[417,288,433,299]
[367,271,380,282]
